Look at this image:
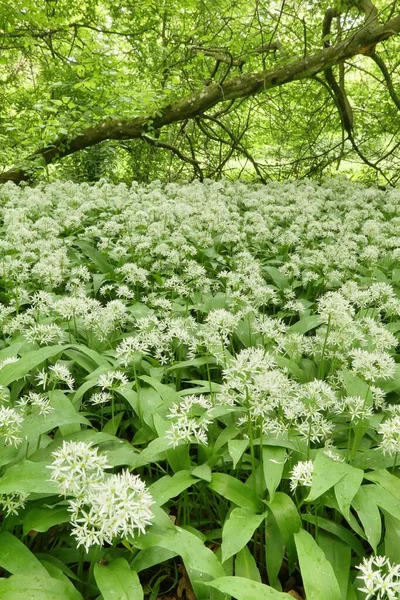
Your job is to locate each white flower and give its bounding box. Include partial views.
[351,349,396,382]
[378,415,400,457]
[290,460,314,491]
[49,441,111,496]
[0,406,24,447]
[97,370,129,390]
[89,391,112,405]
[357,556,400,599]
[17,391,53,416]
[166,394,213,447]
[0,492,28,516]
[48,362,75,390]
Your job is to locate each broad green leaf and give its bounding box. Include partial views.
[294,528,341,600]
[0,575,82,600]
[0,532,48,576]
[22,506,70,535]
[340,370,373,406]
[139,375,180,405]
[221,507,267,562]
[40,560,83,600]
[150,470,197,506]
[63,349,97,373]
[334,467,364,520]
[206,576,291,599]
[364,468,400,500]
[352,486,382,551]
[301,515,365,557]
[228,439,248,468]
[263,446,286,502]
[361,483,400,519]
[138,387,163,428]
[288,315,324,334]
[267,492,301,569]
[0,345,64,386]
[265,508,285,590]
[191,463,212,482]
[384,513,400,563]
[208,473,263,511]
[116,386,139,414]
[75,241,114,275]
[21,391,89,442]
[235,545,261,582]
[264,266,290,289]
[317,531,351,600]
[136,524,224,599]
[0,461,58,495]
[275,355,305,380]
[94,559,143,600]
[166,356,216,372]
[129,436,171,469]
[67,344,110,367]
[131,547,177,573]
[307,452,351,502]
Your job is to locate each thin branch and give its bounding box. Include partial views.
[140,134,203,180]
[369,52,400,110]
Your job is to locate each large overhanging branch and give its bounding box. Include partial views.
[1,12,400,184]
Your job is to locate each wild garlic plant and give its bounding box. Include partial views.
[0,178,400,599]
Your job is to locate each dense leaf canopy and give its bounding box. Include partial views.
[1,0,400,183]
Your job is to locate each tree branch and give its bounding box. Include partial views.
[140,133,203,180]
[2,12,400,184]
[369,51,400,110]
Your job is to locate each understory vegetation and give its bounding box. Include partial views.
[1,178,400,599]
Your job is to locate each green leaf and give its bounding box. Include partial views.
[22,506,70,535]
[263,446,285,502]
[234,545,261,582]
[0,532,48,576]
[352,486,382,551]
[40,560,83,600]
[191,463,212,482]
[267,492,301,569]
[334,467,364,520]
[139,375,180,405]
[208,473,263,511]
[307,452,351,502]
[136,524,224,599]
[129,436,171,469]
[364,468,400,500]
[228,439,248,468]
[94,559,143,600]
[206,576,291,599]
[288,315,324,334]
[294,528,341,600]
[74,241,114,276]
[265,508,285,590]
[0,345,64,386]
[301,515,365,557]
[0,461,58,495]
[360,483,400,520]
[221,507,267,562]
[0,574,83,600]
[384,513,400,563]
[131,547,177,573]
[150,470,197,506]
[317,531,351,600]
[264,266,290,289]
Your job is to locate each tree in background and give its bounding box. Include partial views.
[1,0,400,184]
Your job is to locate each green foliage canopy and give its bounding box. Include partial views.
[1,0,400,183]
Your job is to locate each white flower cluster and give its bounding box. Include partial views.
[357,555,400,599]
[166,394,213,447]
[49,441,154,552]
